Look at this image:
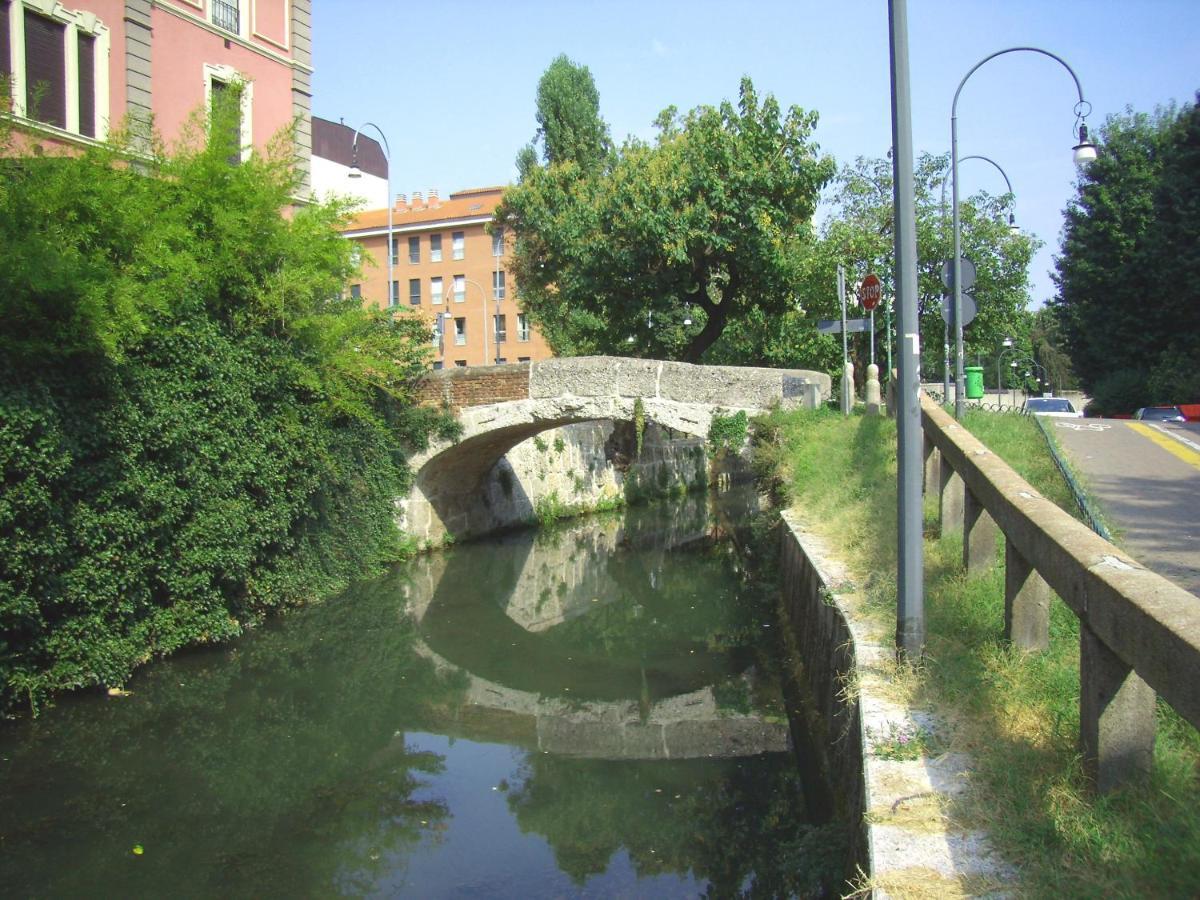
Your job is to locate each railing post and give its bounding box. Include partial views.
[938,455,964,536]
[1080,624,1156,792]
[923,434,939,495]
[962,487,997,574]
[1004,538,1050,650]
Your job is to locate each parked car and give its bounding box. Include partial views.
[1023,397,1082,418]
[1134,405,1187,423]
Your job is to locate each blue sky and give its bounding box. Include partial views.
[313,0,1200,308]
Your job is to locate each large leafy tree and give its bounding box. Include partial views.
[498,75,835,363]
[1052,98,1200,406]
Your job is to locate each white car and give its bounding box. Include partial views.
[1023,397,1082,418]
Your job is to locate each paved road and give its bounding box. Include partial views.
[1052,418,1200,597]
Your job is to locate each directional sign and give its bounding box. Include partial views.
[818,318,871,335]
[859,273,883,311]
[941,256,977,293]
[940,291,977,327]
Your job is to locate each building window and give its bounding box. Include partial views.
[390,280,399,306]
[431,276,443,305]
[433,361,444,370]
[518,357,531,363]
[496,358,507,365]
[406,235,419,264]
[430,234,442,262]
[494,314,507,344]
[452,231,465,260]
[453,275,465,303]
[349,283,361,299]
[409,278,421,305]
[204,64,253,163]
[454,318,466,346]
[517,314,530,342]
[493,271,506,301]
[454,360,467,368]
[492,228,505,257]
[5,5,109,141]
[389,237,398,266]
[211,0,240,35]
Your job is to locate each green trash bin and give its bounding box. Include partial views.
[965,366,985,400]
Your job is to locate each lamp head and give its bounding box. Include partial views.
[1008,212,1020,236]
[1073,123,1098,167]
[348,161,363,180]
[1002,337,1013,348]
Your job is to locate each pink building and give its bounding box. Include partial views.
[2,0,312,187]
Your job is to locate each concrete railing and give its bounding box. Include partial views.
[921,394,1200,791]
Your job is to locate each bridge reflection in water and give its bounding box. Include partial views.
[404,487,790,760]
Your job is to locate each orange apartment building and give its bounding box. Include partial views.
[342,187,554,369]
[2,0,312,187]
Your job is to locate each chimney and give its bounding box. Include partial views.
[428,188,440,208]
[411,191,424,209]
[395,192,407,211]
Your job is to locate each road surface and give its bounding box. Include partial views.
[1051,418,1200,597]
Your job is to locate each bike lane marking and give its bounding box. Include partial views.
[1126,422,1200,472]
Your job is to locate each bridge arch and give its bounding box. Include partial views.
[400,357,830,543]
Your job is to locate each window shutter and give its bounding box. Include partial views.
[77,32,95,137]
[24,10,67,129]
[1,3,12,86]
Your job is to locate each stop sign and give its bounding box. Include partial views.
[859,273,882,311]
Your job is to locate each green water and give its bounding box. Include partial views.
[0,486,848,897]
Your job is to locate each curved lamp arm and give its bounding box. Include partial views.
[950,46,1093,420]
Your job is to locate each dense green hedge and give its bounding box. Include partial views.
[0,93,453,714]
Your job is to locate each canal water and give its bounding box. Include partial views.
[0,486,848,897]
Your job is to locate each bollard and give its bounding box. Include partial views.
[865,363,881,416]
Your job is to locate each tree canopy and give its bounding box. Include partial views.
[498,74,835,363]
[523,53,611,175]
[708,153,1038,382]
[1052,97,1200,409]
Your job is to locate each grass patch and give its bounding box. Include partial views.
[761,405,1200,897]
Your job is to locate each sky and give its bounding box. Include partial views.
[313,0,1200,309]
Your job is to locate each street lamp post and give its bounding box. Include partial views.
[996,336,1017,406]
[347,123,392,309]
[889,0,924,660]
[951,47,1096,420]
[940,155,1019,406]
[456,277,495,366]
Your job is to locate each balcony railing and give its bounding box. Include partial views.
[212,0,239,34]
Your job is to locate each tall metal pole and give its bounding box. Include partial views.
[889,0,924,660]
[885,295,893,378]
[838,264,850,416]
[939,153,1016,410]
[951,46,1091,420]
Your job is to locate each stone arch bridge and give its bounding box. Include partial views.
[401,356,830,543]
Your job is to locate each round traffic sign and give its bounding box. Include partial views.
[940,291,977,327]
[941,256,977,293]
[859,273,882,311]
